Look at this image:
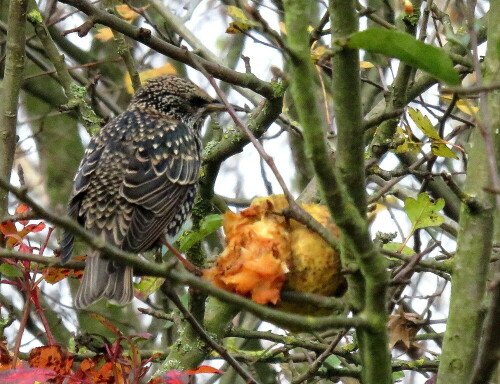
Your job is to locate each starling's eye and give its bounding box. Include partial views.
[190,96,208,108]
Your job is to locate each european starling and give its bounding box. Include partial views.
[61,75,222,309]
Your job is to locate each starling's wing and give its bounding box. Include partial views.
[68,133,136,307]
[120,113,201,252]
[60,136,107,263]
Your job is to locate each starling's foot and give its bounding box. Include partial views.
[160,238,202,276]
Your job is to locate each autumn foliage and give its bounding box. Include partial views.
[0,327,221,384]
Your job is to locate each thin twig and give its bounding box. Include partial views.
[381,248,452,274]
[58,0,275,99]
[441,82,500,95]
[12,297,31,367]
[137,307,174,321]
[392,243,441,283]
[292,331,346,384]
[162,285,259,384]
[28,8,102,135]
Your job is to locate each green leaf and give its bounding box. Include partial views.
[134,276,165,298]
[323,355,341,368]
[407,107,439,139]
[347,29,460,85]
[408,108,458,159]
[200,214,224,233]
[0,263,23,278]
[391,126,422,155]
[394,138,422,155]
[383,242,414,256]
[404,193,445,230]
[162,320,174,330]
[179,214,223,252]
[392,371,405,381]
[431,142,459,159]
[180,292,190,308]
[319,354,342,373]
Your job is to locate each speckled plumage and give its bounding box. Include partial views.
[61,75,219,309]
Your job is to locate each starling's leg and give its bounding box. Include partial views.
[160,238,202,276]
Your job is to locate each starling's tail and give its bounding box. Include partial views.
[60,231,74,264]
[75,251,134,309]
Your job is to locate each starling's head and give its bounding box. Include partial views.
[130,75,223,129]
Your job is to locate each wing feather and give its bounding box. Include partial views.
[119,114,200,252]
[63,110,201,259]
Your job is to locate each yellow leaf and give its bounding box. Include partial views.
[124,63,177,94]
[394,139,422,155]
[310,45,327,61]
[360,61,375,69]
[115,4,140,22]
[95,27,114,42]
[440,95,479,116]
[279,22,287,35]
[368,202,388,218]
[227,5,247,20]
[225,5,257,34]
[456,99,479,115]
[226,23,243,34]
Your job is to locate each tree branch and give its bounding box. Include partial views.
[0,0,29,221]
[57,0,276,99]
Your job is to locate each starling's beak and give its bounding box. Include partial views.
[205,100,248,113]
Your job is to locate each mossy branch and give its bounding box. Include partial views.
[0,0,29,220]
[27,9,102,136]
[57,0,275,99]
[113,32,141,93]
[438,3,499,383]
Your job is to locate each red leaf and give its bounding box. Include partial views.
[16,205,31,225]
[24,222,46,233]
[15,204,30,214]
[18,243,32,254]
[184,365,224,375]
[0,221,17,236]
[148,365,223,383]
[42,267,74,284]
[0,366,57,384]
[4,233,23,248]
[29,345,74,383]
[71,356,130,384]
